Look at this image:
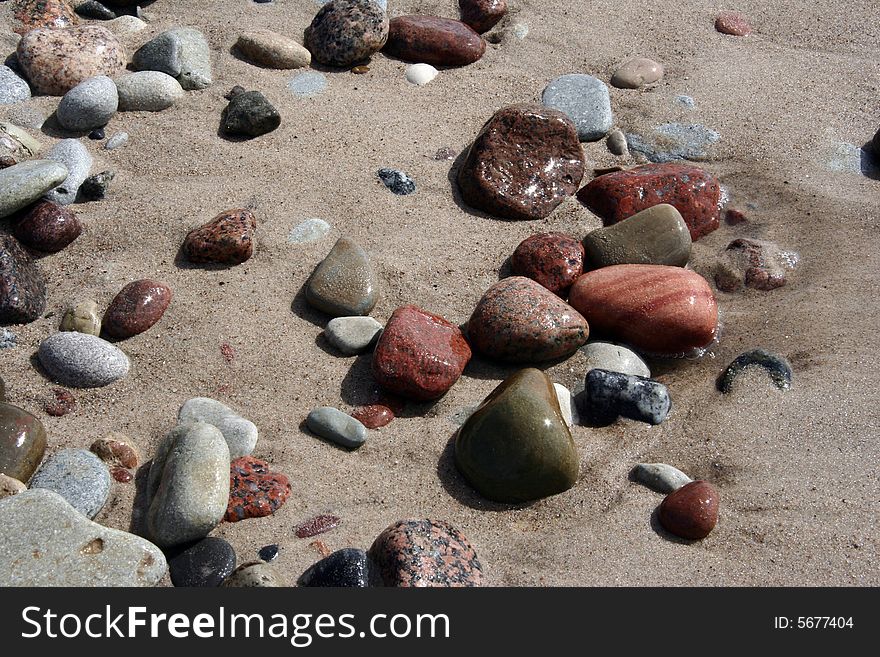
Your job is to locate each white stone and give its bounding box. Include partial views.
[553,382,577,427]
[405,63,438,86]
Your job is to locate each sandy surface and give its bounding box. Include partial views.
[1,0,879,586]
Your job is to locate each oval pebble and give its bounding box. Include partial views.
[632,463,692,493]
[104,132,128,150]
[306,407,367,449]
[288,218,331,243]
[44,139,93,206]
[29,448,111,519]
[580,341,650,378]
[56,75,118,132]
[610,57,664,89]
[13,200,81,253]
[222,562,281,587]
[37,332,130,388]
[405,63,438,85]
[102,279,172,339]
[115,71,185,112]
[168,537,237,587]
[658,480,719,540]
[236,30,311,69]
[324,316,383,355]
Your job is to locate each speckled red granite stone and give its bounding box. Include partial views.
[13,201,81,253]
[659,480,719,540]
[183,208,257,265]
[295,514,341,538]
[102,279,172,339]
[0,233,46,324]
[224,456,291,523]
[351,404,394,429]
[715,11,752,36]
[111,467,133,483]
[576,162,721,241]
[44,388,76,416]
[459,0,507,34]
[368,519,483,587]
[371,305,471,401]
[510,233,584,296]
[12,0,79,36]
[384,15,486,66]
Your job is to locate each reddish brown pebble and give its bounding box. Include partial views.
[715,11,752,36]
[44,388,76,416]
[510,232,585,296]
[459,0,507,34]
[725,208,748,225]
[12,0,78,35]
[295,514,342,539]
[111,467,133,483]
[351,404,394,429]
[183,208,257,265]
[351,65,369,74]
[0,156,16,169]
[384,15,486,66]
[225,456,291,523]
[714,238,790,292]
[310,540,332,557]
[220,342,235,363]
[432,146,456,161]
[659,480,719,540]
[90,435,139,469]
[13,200,82,253]
[102,279,172,339]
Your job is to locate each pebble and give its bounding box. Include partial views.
[13,200,82,253]
[717,349,792,393]
[625,123,720,163]
[60,299,101,334]
[222,562,281,587]
[0,402,47,482]
[134,27,212,90]
[569,265,718,356]
[225,456,291,522]
[553,382,576,427]
[1,123,42,163]
[236,31,311,69]
[466,276,589,362]
[725,208,747,225]
[115,71,185,112]
[288,71,327,98]
[44,138,93,205]
[676,94,696,109]
[304,0,389,68]
[90,433,140,469]
[658,480,719,540]
[459,0,507,34]
[298,548,372,587]
[714,238,797,292]
[510,232,584,296]
[79,169,114,200]
[606,129,628,156]
[56,75,118,132]
[16,26,126,96]
[306,407,367,450]
[88,128,105,141]
[578,368,671,425]
[183,208,257,265]
[324,315,383,355]
[29,448,111,519]
[102,279,172,339]
[405,63,438,85]
[0,328,16,349]
[542,74,613,142]
[0,65,31,105]
[351,65,369,74]
[0,473,27,499]
[168,537,237,587]
[104,131,128,149]
[457,104,584,220]
[455,368,578,503]
[0,159,68,219]
[132,30,182,76]
[222,90,281,138]
[715,11,752,36]
[295,514,341,538]
[288,217,331,243]
[385,15,486,66]
[610,57,664,89]
[12,0,78,34]
[76,1,116,20]
[377,168,416,195]
[259,544,279,562]
[368,519,484,587]
[580,341,651,378]
[351,404,394,428]
[110,467,132,483]
[0,233,47,323]
[372,305,471,401]
[432,146,456,160]
[632,463,692,493]
[0,488,167,586]
[104,15,147,36]
[37,332,130,387]
[577,162,722,241]
[305,236,379,317]
[44,388,77,416]
[178,397,258,459]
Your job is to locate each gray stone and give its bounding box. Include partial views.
[222,90,280,137]
[580,341,651,378]
[0,328,17,349]
[37,332,130,388]
[542,74,613,142]
[75,1,116,20]
[105,131,128,150]
[583,203,692,268]
[626,123,720,163]
[132,30,183,77]
[79,169,114,200]
[0,65,31,105]
[29,448,111,519]
[44,138,93,205]
[377,168,416,195]
[0,159,68,219]
[60,299,101,335]
[0,473,26,498]
[324,316,383,355]
[0,488,167,586]
[115,71,185,111]
[170,27,213,90]
[288,218,331,243]
[578,368,670,425]
[222,562,282,587]
[177,397,258,459]
[288,71,327,98]
[305,236,379,317]
[306,407,367,449]
[105,15,147,36]
[607,129,628,156]
[675,95,696,109]
[1,122,43,162]
[56,75,118,132]
[632,462,692,493]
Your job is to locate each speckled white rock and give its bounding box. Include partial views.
[177,397,257,459]
[324,316,383,355]
[43,138,92,205]
[56,75,118,132]
[580,341,651,378]
[632,462,692,493]
[405,63,438,86]
[105,15,148,36]
[0,159,68,219]
[105,131,129,150]
[115,71,185,111]
[28,448,111,518]
[0,65,31,105]
[37,332,129,388]
[288,218,331,243]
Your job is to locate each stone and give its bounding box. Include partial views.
[14,200,82,252]
[79,169,113,200]
[0,65,32,105]
[132,30,182,77]
[56,75,118,132]
[658,480,719,540]
[569,265,718,355]
[90,130,105,142]
[102,279,172,339]
[44,388,76,416]
[134,27,212,90]
[466,276,589,363]
[368,519,483,587]
[304,0,389,68]
[168,537,236,587]
[542,74,613,142]
[351,404,394,428]
[324,316,383,355]
[0,488,167,586]
[236,31,311,69]
[372,305,471,401]
[105,131,128,149]
[377,168,416,195]
[580,341,651,378]
[115,71,185,112]
[455,368,579,503]
[44,138,92,206]
[606,129,628,156]
[576,162,722,241]
[29,448,110,519]
[0,329,16,350]
[104,15,147,36]
[725,208,747,225]
[385,16,485,66]
[405,63,438,85]
[0,402,47,481]
[12,0,78,35]
[632,463,692,493]
[146,422,231,548]
[288,218,331,243]
[259,545,279,562]
[715,11,752,36]
[510,232,584,296]
[0,473,27,499]
[16,26,126,96]
[110,467,132,483]
[60,299,101,334]
[90,433,139,469]
[178,397,258,459]
[0,233,47,324]
[610,57,664,89]
[0,159,68,219]
[626,123,720,163]
[305,237,379,316]
[578,368,671,425]
[37,332,129,387]
[222,561,282,587]
[582,203,692,268]
[457,104,584,220]
[459,0,507,33]
[183,208,257,265]
[295,514,341,538]
[298,548,372,587]
[714,238,798,292]
[225,456,291,522]
[0,123,43,163]
[288,71,327,98]
[75,1,116,20]
[307,407,367,449]
[717,349,792,393]
[222,90,281,138]
[553,382,576,427]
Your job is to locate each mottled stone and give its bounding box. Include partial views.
[306,407,367,449]
[304,0,389,68]
[288,218,331,243]
[168,537,236,587]
[0,160,68,219]
[632,463,692,493]
[78,169,113,201]
[385,15,485,66]
[305,237,378,317]
[295,513,341,538]
[102,279,172,339]
[225,456,291,522]
[60,299,100,334]
[178,397,258,459]
[578,368,671,425]
[183,208,257,265]
[43,138,93,206]
[222,561,282,587]
[626,123,720,163]
[580,341,651,378]
[0,233,47,324]
[510,232,584,296]
[12,0,78,35]
[610,57,664,89]
[351,404,394,428]
[298,548,372,587]
[90,433,139,469]
[714,238,798,292]
[0,402,47,482]
[717,349,792,393]
[0,65,32,105]
[659,480,719,540]
[325,315,383,355]
[377,168,415,195]
[459,0,507,33]
[14,200,82,252]
[111,467,131,482]
[542,74,613,142]
[222,90,281,138]
[104,131,128,150]
[115,71,185,112]
[37,332,129,387]
[0,473,27,499]
[56,75,118,132]
[236,31,311,69]
[44,387,76,416]
[75,0,115,20]
[29,448,110,518]
[715,11,752,36]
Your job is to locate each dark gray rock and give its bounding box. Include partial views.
[377,168,415,195]
[577,368,671,425]
[222,91,280,137]
[168,537,237,587]
[298,548,373,587]
[717,349,792,393]
[79,170,114,201]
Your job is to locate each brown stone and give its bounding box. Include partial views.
[183,208,257,265]
[459,0,507,34]
[102,279,172,339]
[715,11,752,36]
[44,388,76,416]
[0,402,47,482]
[659,480,719,540]
[351,404,394,429]
[13,200,81,253]
[12,0,78,36]
[0,233,46,324]
[384,15,486,66]
[90,433,140,470]
[510,232,584,296]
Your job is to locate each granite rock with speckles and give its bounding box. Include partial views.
[304,0,389,68]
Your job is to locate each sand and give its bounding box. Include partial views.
[1,0,879,586]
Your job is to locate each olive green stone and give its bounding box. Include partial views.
[0,402,47,482]
[454,368,579,503]
[583,203,691,268]
[305,237,379,317]
[59,299,101,335]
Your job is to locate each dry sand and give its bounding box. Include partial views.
[1,0,879,586]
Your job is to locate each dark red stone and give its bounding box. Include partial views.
[576,162,721,241]
[90,436,139,469]
[224,456,291,523]
[44,388,76,416]
[295,514,342,539]
[111,467,133,483]
[0,156,17,169]
[659,480,719,540]
[725,208,748,225]
[183,208,257,265]
[715,11,752,36]
[384,15,486,66]
[12,0,78,35]
[13,200,81,253]
[459,0,507,34]
[371,305,471,401]
[458,104,584,221]
[510,233,584,296]
[102,279,172,339]
[351,404,394,429]
[0,233,46,324]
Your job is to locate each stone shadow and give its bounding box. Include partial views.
[446,146,502,221]
[290,280,327,330]
[649,506,697,545]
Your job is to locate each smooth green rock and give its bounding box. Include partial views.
[59,299,101,335]
[0,159,68,219]
[583,203,691,268]
[305,237,379,317]
[0,402,47,482]
[455,368,579,503]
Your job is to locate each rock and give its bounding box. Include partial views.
[606,129,628,156]
[371,305,471,401]
[90,433,139,469]
[225,456,291,522]
[298,548,372,587]
[13,200,82,253]
[0,233,47,323]
[259,544,279,562]
[351,404,394,428]
[0,159,68,219]
[717,349,792,393]
[78,169,113,200]
[368,519,483,587]
[110,467,131,483]
[377,168,415,195]
[0,65,31,105]
[553,382,575,427]
[89,129,105,141]
[102,279,172,339]
[582,203,692,268]
[287,71,327,98]
[384,15,485,66]
[324,315,383,355]
[56,75,117,132]
[236,31,311,69]
[714,238,797,292]
[658,480,719,540]
[105,131,128,149]
[44,138,92,205]
[715,11,752,36]
[405,63,438,85]
[288,218,331,243]
[295,513,342,538]
[183,208,257,265]
[178,397,258,459]
[222,562,281,587]
[12,0,78,35]
[626,123,720,163]
[304,0,389,68]
[222,90,281,137]
[0,329,16,350]
[133,27,212,90]
[455,368,579,503]
[115,71,185,111]
[0,473,27,499]
[305,237,379,317]
[146,422,231,548]
[632,463,692,493]
[44,388,76,416]
[16,26,126,96]
[0,488,167,586]
[510,232,584,296]
[306,406,367,450]
[466,276,589,362]
[610,57,664,89]
[576,162,722,241]
[542,74,613,142]
[0,123,43,163]
[725,208,747,225]
[60,299,101,334]
[457,104,584,220]
[0,402,47,481]
[168,537,236,587]
[37,332,130,387]
[75,1,116,20]
[459,0,507,33]
[132,30,182,76]
[104,15,146,36]
[578,368,671,425]
[29,448,110,519]
[580,341,651,378]
[569,265,718,355]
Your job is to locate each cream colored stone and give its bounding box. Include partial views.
[611,57,664,89]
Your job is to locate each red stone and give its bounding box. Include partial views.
[351,404,394,429]
[725,208,748,225]
[183,208,257,265]
[510,232,584,296]
[295,514,341,538]
[384,16,486,66]
[459,0,507,34]
[220,342,235,364]
[12,0,78,35]
[44,388,76,416]
[102,279,172,339]
[576,163,721,241]
[90,436,139,469]
[371,305,471,401]
[659,480,719,540]
[111,467,133,483]
[13,200,81,253]
[224,456,291,523]
[715,11,752,36]
[310,540,332,557]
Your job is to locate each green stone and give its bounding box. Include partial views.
[583,203,691,268]
[305,237,379,317]
[454,368,579,503]
[59,299,101,335]
[0,402,47,482]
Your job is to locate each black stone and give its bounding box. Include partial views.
[259,544,279,562]
[0,234,46,324]
[225,85,247,101]
[377,168,416,195]
[88,128,105,140]
[167,537,237,587]
[222,91,281,138]
[75,0,116,20]
[717,349,792,393]
[577,368,671,425]
[79,170,115,201]
[298,548,374,587]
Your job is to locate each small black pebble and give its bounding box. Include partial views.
[298,548,374,587]
[259,544,279,562]
[377,168,416,195]
[75,0,116,20]
[89,128,105,140]
[168,537,237,587]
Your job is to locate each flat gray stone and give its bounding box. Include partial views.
[115,71,185,111]
[169,27,212,90]
[132,30,183,77]
[288,218,331,243]
[580,341,650,378]
[37,332,130,388]
[44,139,93,205]
[306,407,367,449]
[626,123,720,163]
[0,65,31,105]
[56,75,118,132]
[29,448,111,518]
[0,160,68,219]
[177,397,258,459]
[632,462,692,493]
[324,316,383,355]
[542,74,613,142]
[288,71,327,98]
[105,131,128,150]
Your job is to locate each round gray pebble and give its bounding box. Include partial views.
[56,76,118,132]
[288,71,327,98]
[43,139,93,206]
[542,73,613,142]
[306,407,367,449]
[288,218,331,243]
[0,65,31,105]
[29,448,111,519]
[177,397,258,459]
[115,71,185,111]
[324,316,383,355]
[37,332,130,388]
[580,341,650,379]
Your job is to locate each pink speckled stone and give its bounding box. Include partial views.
[12,0,78,36]
[715,11,752,36]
